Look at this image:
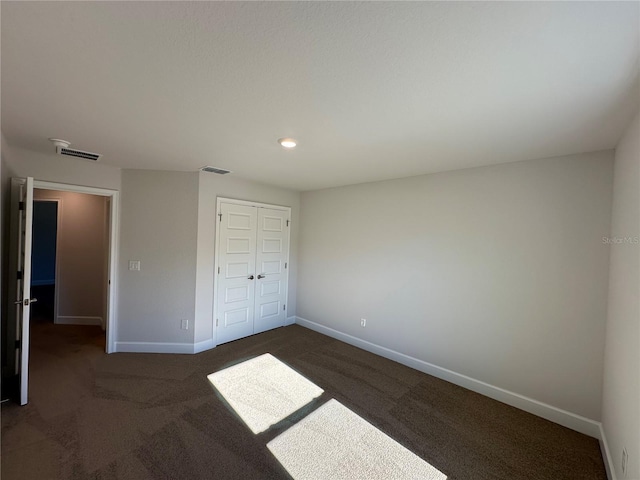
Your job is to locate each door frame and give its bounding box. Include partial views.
[31,198,62,325]
[213,197,291,345]
[9,179,120,354]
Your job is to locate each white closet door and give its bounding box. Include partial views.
[216,203,258,345]
[254,208,289,334]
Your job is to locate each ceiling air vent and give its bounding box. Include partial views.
[49,139,102,161]
[59,147,102,161]
[201,166,232,175]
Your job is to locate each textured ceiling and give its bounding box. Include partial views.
[2,2,638,191]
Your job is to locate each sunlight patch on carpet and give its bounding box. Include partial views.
[268,399,447,480]
[207,353,323,434]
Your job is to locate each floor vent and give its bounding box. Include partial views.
[201,166,232,175]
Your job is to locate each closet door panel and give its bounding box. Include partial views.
[216,203,257,345]
[254,208,290,334]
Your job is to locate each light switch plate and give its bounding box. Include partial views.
[128,260,141,271]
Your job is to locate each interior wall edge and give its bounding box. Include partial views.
[599,424,618,480]
[193,338,215,354]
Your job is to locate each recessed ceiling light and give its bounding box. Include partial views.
[278,138,297,149]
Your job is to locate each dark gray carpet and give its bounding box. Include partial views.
[1,322,606,479]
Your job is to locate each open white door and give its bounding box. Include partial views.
[15,177,35,405]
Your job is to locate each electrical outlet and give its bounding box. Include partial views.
[360,318,366,327]
[622,447,628,477]
[181,319,189,330]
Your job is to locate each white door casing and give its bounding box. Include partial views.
[214,199,291,345]
[254,208,289,334]
[34,181,119,354]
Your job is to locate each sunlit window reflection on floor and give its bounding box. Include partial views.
[267,400,447,480]
[209,355,446,479]
[207,353,323,434]
[268,399,447,480]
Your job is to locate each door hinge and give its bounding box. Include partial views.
[216,319,219,327]
[285,262,287,269]
[217,266,220,274]
[16,271,23,280]
[218,213,222,222]
[283,304,286,311]
[286,219,290,227]
[19,201,25,211]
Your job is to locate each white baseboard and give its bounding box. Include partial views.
[599,425,618,480]
[194,338,215,354]
[116,318,295,355]
[295,316,602,439]
[56,316,102,326]
[115,338,216,354]
[114,341,196,354]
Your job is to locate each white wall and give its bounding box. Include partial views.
[297,151,613,421]
[117,169,199,345]
[33,189,108,323]
[1,144,121,191]
[1,135,7,379]
[194,172,300,346]
[1,138,121,376]
[0,142,299,352]
[602,112,639,480]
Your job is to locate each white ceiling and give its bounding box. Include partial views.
[2,2,638,191]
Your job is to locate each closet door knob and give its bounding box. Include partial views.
[248,275,255,280]
[257,274,265,279]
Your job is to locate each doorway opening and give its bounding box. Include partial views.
[5,178,119,405]
[30,200,58,327]
[30,189,110,348]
